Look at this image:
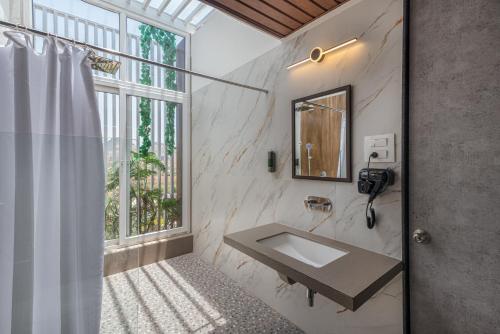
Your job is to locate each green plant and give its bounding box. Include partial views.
[104,152,181,238]
[104,161,119,240]
[138,23,177,156]
[104,168,120,240]
[162,198,182,225]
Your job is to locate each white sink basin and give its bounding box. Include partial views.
[258,232,348,268]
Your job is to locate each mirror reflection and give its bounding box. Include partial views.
[293,86,351,181]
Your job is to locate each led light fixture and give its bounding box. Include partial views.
[287,38,358,70]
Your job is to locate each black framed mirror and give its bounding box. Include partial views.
[292,85,351,182]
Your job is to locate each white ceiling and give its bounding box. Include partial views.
[191,10,280,92]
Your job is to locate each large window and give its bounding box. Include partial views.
[33,0,190,246]
[127,96,182,237]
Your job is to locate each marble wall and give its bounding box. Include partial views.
[192,0,403,333]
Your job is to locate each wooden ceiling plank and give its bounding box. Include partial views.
[201,0,352,38]
[202,0,289,37]
[311,0,340,11]
[238,0,302,30]
[224,0,292,35]
[286,0,325,17]
[260,0,313,24]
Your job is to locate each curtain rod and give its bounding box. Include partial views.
[0,19,269,94]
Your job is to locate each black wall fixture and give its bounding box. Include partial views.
[402,0,411,333]
[268,151,276,173]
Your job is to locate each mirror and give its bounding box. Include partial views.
[292,85,351,182]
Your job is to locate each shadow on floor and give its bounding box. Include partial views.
[100,253,303,334]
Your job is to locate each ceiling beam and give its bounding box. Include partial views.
[157,0,172,15]
[171,0,191,20]
[143,0,152,9]
[185,2,205,23]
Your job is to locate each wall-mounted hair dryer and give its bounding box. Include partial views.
[357,152,395,229]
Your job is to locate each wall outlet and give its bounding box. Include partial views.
[364,133,395,162]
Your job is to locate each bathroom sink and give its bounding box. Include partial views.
[258,232,347,268]
[224,223,402,311]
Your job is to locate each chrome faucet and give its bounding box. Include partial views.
[304,196,332,212]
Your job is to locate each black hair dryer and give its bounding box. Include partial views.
[357,167,395,229]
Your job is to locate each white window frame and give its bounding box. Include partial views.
[98,8,191,248]
[29,0,192,248]
[96,84,191,248]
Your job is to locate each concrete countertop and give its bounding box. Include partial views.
[224,223,402,311]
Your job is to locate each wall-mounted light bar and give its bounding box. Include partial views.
[287,38,358,70]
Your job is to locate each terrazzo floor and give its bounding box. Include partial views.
[100,253,304,334]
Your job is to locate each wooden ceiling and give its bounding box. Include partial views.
[200,0,350,38]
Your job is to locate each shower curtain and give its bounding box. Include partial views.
[0,32,104,333]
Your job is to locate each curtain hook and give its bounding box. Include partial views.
[16,24,28,34]
[22,25,32,46]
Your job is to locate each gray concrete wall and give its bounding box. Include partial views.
[409,1,500,333]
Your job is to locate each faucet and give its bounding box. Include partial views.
[304,196,332,212]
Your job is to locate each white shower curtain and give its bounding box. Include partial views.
[0,32,104,333]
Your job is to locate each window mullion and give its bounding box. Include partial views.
[181,98,190,233]
[118,90,129,245]
[119,11,127,82]
[118,11,128,245]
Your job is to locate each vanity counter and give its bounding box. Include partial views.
[224,223,402,311]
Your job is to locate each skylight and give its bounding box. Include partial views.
[190,5,212,25]
[125,0,213,30]
[177,0,201,20]
[79,0,213,33]
[148,0,163,8]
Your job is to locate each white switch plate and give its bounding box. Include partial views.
[364,133,395,162]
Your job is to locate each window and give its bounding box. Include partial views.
[32,0,191,246]
[127,96,182,237]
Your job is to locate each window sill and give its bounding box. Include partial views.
[103,233,193,276]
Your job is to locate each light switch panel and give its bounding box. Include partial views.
[370,138,387,147]
[364,133,395,162]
